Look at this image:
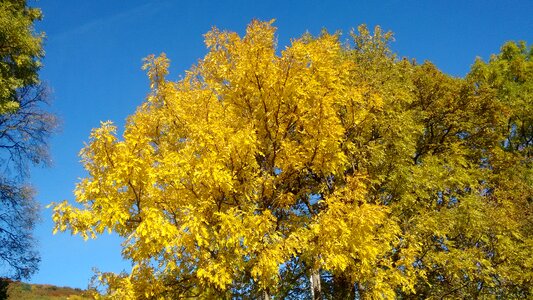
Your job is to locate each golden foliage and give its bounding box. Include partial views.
[52,21,532,299]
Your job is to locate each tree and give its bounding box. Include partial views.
[52,21,532,299]
[0,0,43,114]
[0,0,56,280]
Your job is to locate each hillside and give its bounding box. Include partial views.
[0,280,92,300]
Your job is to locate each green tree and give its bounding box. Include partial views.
[457,41,532,297]
[0,0,43,114]
[52,21,531,299]
[0,0,56,280]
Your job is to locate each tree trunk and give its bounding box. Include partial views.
[262,290,271,300]
[333,274,356,299]
[310,270,322,300]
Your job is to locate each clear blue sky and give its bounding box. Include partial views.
[28,0,532,289]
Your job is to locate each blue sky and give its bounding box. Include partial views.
[28,0,532,289]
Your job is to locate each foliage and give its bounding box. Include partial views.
[0,279,91,300]
[0,0,43,114]
[0,0,56,280]
[52,20,532,299]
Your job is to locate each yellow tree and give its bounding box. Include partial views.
[52,21,532,299]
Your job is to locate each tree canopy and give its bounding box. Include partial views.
[0,0,43,114]
[0,0,55,281]
[52,20,532,299]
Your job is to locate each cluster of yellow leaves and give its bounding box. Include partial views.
[51,20,532,299]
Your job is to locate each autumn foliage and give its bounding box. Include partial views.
[52,21,532,299]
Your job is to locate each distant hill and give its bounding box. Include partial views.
[0,279,92,300]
